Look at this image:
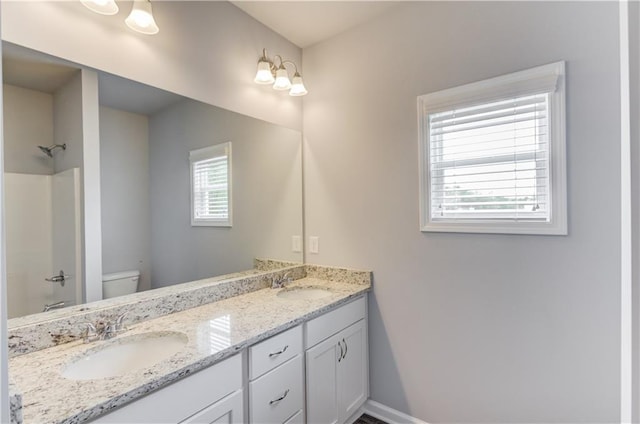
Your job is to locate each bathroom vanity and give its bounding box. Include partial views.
[7,264,371,424]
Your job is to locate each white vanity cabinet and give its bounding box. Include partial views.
[91,354,243,424]
[248,325,304,424]
[305,296,368,424]
[88,295,368,424]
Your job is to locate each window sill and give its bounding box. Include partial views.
[421,220,567,236]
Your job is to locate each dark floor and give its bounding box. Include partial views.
[354,414,388,424]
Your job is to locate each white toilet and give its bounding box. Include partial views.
[102,270,140,299]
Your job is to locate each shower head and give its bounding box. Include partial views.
[37,144,66,157]
[38,145,53,157]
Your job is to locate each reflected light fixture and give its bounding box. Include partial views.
[254,48,307,96]
[125,0,160,35]
[81,0,119,15]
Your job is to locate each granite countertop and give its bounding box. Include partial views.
[9,277,370,424]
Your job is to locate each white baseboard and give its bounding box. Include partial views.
[362,400,429,424]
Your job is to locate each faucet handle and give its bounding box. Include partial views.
[114,312,128,332]
[83,322,99,343]
[271,272,292,289]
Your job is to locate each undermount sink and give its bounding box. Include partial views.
[277,286,332,300]
[61,331,188,380]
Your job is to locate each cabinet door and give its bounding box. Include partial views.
[306,333,341,424]
[181,390,244,424]
[283,410,303,424]
[337,319,368,423]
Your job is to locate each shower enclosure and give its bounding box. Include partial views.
[3,54,88,319]
[5,168,82,318]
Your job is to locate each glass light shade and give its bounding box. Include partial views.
[273,68,292,91]
[289,73,308,96]
[81,0,119,15]
[254,61,275,84]
[125,0,159,35]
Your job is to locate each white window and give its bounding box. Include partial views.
[190,142,232,227]
[418,61,567,235]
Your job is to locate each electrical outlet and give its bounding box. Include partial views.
[292,235,302,253]
[309,236,319,254]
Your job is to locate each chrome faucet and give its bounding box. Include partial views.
[82,312,128,343]
[271,272,292,289]
[43,301,65,312]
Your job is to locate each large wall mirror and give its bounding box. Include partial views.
[3,42,303,322]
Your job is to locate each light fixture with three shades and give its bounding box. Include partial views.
[80,0,159,35]
[254,49,307,96]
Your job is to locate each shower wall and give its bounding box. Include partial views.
[51,168,82,308]
[3,83,54,174]
[5,173,53,318]
[53,72,83,174]
[5,170,81,318]
[3,77,84,318]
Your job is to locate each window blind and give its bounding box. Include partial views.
[190,143,231,226]
[428,92,550,221]
[193,156,228,220]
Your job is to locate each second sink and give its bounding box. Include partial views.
[62,331,188,380]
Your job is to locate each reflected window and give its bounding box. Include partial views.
[197,314,232,354]
[189,142,232,227]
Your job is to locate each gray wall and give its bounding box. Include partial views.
[149,99,302,288]
[302,2,621,422]
[3,83,53,174]
[99,106,151,293]
[1,1,302,130]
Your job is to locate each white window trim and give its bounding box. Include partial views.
[190,142,232,227]
[418,61,567,235]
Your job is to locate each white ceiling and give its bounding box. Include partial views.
[232,1,402,48]
[2,43,79,94]
[98,73,183,116]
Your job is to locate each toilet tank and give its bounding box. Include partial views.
[102,270,140,299]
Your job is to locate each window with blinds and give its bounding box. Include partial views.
[418,62,567,235]
[190,142,232,227]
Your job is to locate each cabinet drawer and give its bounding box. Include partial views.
[92,354,242,423]
[249,325,302,379]
[249,355,304,424]
[305,296,366,348]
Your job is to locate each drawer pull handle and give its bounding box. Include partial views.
[268,345,289,357]
[338,341,344,362]
[343,338,348,359]
[269,389,290,405]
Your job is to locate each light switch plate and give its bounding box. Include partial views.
[292,235,302,253]
[309,236,319,254]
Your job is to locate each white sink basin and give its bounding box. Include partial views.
[62,331,188,380]
[277,286,332,300]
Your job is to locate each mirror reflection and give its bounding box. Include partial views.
[3,43,303,320]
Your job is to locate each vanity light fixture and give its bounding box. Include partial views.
[80,0,159,35]
[254,49,307,96]
[125,0,160,35]
[80,0,119,15]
